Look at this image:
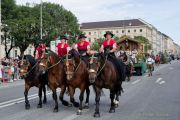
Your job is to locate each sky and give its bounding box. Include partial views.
[16,0,180,45]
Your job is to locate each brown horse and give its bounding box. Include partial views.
[64,49,90,115]
[88,53,125,117]
[18,55,47,109]
[38,51,70,112]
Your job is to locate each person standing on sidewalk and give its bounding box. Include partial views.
[0,63,3,83]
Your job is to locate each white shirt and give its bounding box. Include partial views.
[146,57,154,65]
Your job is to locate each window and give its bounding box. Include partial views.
[140,29,143,32]
[122,30,124,33]
[89,38,91,42]
[128,30,130,33]
[134,29,136,32]
[15,50,18,57]
[94,32,96,34]
[89,32,91,35]
[116,30,119,33]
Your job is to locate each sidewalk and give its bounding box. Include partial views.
[0,79,24,89]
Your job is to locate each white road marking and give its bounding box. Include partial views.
[0,90,60,109]
[132,79,141,85]
[169,67,174,70]
[155,78,162,83]
[159,81,166,85]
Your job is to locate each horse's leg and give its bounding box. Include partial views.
[52,88,58,112]
[77,87,86,115]
[24,83,30,110]
[94,85,101,117]
[84,87,90,109]
[59,85,70,106]
[43,85,47,104]
[109,90,116,113]
[114,91,119,108]
[69,86,79,107]
[37,85,43,108]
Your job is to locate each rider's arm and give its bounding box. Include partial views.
[99,45,104,53]
[110,43,117,53]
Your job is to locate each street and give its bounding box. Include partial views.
[0,60,180,120]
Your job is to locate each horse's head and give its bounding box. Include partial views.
[39,52,50,74]
[18,55,34,78]
[88,53,101,83]
[64,49,78,80]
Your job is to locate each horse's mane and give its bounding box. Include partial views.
[47,50,59,61]
[69,49,80,58]
[24,55,37,66]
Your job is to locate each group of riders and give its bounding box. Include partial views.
[18,31,157,117]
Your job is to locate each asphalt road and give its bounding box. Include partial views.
[0,60,180,120]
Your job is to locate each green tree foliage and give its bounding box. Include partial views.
[134,36,152,53]
[1,1,80,57]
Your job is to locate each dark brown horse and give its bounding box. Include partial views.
[64,49,90,115]
[18,55,47,109]
[88,53,125,117]
[38,51,70,112]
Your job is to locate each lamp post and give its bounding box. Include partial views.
[40,0,43,40]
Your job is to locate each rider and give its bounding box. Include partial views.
[35,40,46,59]
[74,34,92,62]
[100,31,126,81]
[56,35,70,58]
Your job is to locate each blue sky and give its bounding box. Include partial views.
[16,0,180,45]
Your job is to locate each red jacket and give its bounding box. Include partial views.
[76,41,90,52]
[56,43,70,57]
[36,44,46,59]
[102,39,116,49]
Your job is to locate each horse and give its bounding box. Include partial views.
[88,53,125,117]
[64,49,90,115]
[18,55,47,109]
[38,50,70,112]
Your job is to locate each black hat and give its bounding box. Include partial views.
[60,35,68,40]
[78,34,87,39]
[104,31,114,38]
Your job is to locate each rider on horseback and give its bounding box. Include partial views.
[74,34,93,63]
[99,31,126,82]
[56,35,70,58]
[35,40,47,59]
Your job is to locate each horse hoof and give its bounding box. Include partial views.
[73,102,79,108]
[94,112,100,117]
[37,104,42,108]
[68,103,73,107]
[109,108,115,113]
[77,110,82,115]
[83,103,89,109]
[25,104,30,110]
[115,104,119,108]
[62,100,69,106]
[53,108,58,113]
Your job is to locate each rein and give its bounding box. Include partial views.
[23,62,38,78]
[96,55,108,76]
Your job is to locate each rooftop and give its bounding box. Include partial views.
[80,19,146,29]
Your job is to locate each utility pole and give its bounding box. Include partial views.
[40,0,42,40]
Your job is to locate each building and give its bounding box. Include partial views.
[80,18,172,55]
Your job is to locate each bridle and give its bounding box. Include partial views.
[39,52,62,71]
[19,60,38,78]
[88,54,108,77]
